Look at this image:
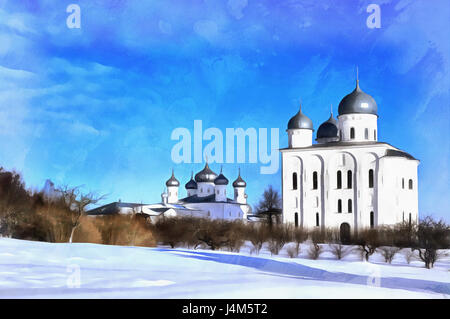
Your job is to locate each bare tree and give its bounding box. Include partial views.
[58,186,105,243]
[356,229,380,262]
[254,185,282,228]
[412,217,449,269]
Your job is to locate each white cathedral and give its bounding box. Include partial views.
[281,78,419,236]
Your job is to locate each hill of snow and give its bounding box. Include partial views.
[0,238,448,298]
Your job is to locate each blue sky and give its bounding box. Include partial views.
[0,0,448,220]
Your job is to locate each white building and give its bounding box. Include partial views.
[281,78,419,237]
[87,164,251,222]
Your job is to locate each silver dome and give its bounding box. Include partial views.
[165,170,180,187]
[185,172,198,189]
[338,81,377,116]
[287,104,313,130]
[214,167,229,185]
[316,113,338,139]
[195,163,217,183]
[232,170,246,188]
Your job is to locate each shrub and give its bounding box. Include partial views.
[195,219,232,250]
[401,248,416,264]
[328,243,353,260]
[378,246,401,264]
[286,243,299,258]
[247,223,270,255]
[267,224,291,255]
[307,242,322,260]
[97,214,155,247]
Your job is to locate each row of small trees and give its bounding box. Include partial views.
[151,216,449,269]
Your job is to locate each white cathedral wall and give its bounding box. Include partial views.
[288,129,313,148]
[167,186,179,203]
[281,144,419,232]
[338,114,378,142]
[378,157,419,226]
[183,202,246,220]
[197,182,215,197]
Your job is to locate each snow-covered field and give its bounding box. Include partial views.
[0,238,449,298]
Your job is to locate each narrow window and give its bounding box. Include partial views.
[409,179,413,190]
[294,213,299,228]
[316,213,319,227]
[293,172,298,190]
[370,211,374,228]
[313,171,318,190]
[337,170,342,189]
[364,128,369,140]
[374,129,377,140]
[409,213,412,226]
[348,199,352,213]
[402,212,405,222]
[338,199,342,213]
[350,127,355,139]
[369,169,374,188]
[347,170,352,189]
[402,178,405,189]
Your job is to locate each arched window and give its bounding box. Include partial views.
[369,169,374,188]
[374,130,377,140]
[294,213,299,228]
[402,178,405,189]
[338,199,342,213]
[348,199,352,213]
[337,170,342,189]
[347,170,352,189]
[409,213,412,226]
[350,127,355,139]
[313,171,318,190]
[409,179,413,190]
[364,128,369,140]
[370,211,374,228]
[316,213,319,227]
[293,172,298,190]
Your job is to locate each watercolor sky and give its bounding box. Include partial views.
[0,0,448,220]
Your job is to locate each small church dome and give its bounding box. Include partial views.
[338,80,377,116]
[317,113,338,139]
[195,163,218,183]
[232,170,246,188]
[287,104,313,130]
[214,167,229,185]
[165,170,180,187]
[185,172,198,189]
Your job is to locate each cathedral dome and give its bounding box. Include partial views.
[338,81,377,116]
[185,172,197,189]
[214,168,229,185]
[232,170,246,188]
[165,170,180,187]
[317,113,338,139]
[195,163,217,183]
[287,104,313,130]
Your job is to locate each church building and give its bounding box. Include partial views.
[87,164,251,222]
[281,78,419,236]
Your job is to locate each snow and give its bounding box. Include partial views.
[0,238,448,298]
